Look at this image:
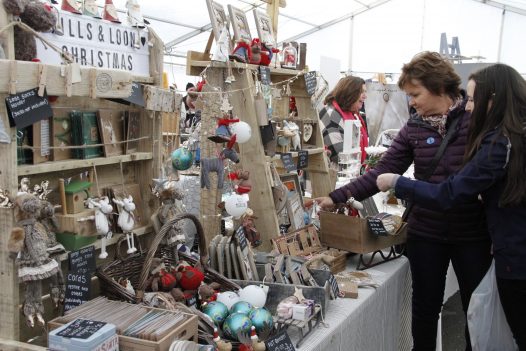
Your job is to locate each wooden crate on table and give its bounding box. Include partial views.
[271,224,349,274]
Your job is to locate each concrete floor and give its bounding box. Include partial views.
[442,291,467,351]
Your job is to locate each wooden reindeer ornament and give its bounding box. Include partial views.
[86,197,113,259]
[113,195,137,254]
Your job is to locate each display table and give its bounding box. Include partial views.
[290,255,411,351]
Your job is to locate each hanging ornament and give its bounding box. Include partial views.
[203,301,230,326]
[285,83,291,96]
[230,301,254,315]
[222,313,253,341]
[216,291,241,310]
[229,121,252,144]
[61,0,81,14]
[103,0,120,23]
[225,193,248,218]
[220,95,233,113]
[248,308,273,334]
[83,0,101,18]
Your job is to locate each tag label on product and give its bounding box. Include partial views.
[57,319,106,339]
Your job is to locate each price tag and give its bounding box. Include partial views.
[64,272,91,312]
[5,88,53,129]
[235,225,248,253]
[297,150,308,169]
[259,66,271,85]
[69,245,96,274]
[265,331,296,351]
[366,217,389,236]
[57,319,106,339]
[281,153,296,172]
[304,71,317,96]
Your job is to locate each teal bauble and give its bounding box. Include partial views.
[248,307,273,333]
[202,301,229,326]
[230,301,254,315]
[171,147,193,171]
[222,313,253,341]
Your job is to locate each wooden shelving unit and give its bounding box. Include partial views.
[186,51,332,251]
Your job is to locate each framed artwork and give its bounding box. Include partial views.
[228,5,251,42]
[125,111,140,154]
[280,173,305,230]
[253,9,276,48]
[206,0,230,42]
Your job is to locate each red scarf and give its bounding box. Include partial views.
[332,101,369,163]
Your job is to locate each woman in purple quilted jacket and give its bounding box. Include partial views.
[315,51,491,351]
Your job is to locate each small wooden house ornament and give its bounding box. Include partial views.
[64,180,92,214]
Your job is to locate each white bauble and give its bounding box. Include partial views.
[239,285,267,308]
[216,291,241,310]
[225,194,248,218]
[230,122,252,143]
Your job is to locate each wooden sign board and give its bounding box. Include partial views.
[5,88,53,129]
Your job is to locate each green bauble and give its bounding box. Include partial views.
[171,147,193,171]
[249,307,274,333]
[202,301,229,326]
[230,301,254,316]
[222,313,253,341]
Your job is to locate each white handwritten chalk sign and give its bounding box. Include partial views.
[5,88,53,129]
[36,9,150,76]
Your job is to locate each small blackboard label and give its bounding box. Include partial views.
[265,331,295,351]
[281,153,296,172]
[304,71,317,96]
[297,150,308,169]
[64,272,91,312]
[69,246,96,274]
[259,66,271,85]
[367,218,389,236]
[5,88,53,129]
[57,319,106,339]
[235,225,248,252]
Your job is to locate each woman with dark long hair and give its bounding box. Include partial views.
[378,63,526,348]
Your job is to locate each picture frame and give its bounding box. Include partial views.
[280,173,305,230]
[228,5,251,42]
[205,0,231,42]
[125,111,140,154]
[97,109,124,157]
[253,9,276,48]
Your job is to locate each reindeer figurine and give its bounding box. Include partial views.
[201,138,240,190]
[112,195,137,254]
[86,197,114,259]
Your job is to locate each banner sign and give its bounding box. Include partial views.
[36,10,150,76]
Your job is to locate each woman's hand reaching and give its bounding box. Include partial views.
[377,173,400,191]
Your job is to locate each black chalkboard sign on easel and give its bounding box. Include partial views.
[367,218,389,236]
[304,71,317,96]
[5,88,53,129]
[266,331,296,351]
[297,150,308,169]
[281,153,296,172]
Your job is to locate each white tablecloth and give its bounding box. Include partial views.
[290,255,412,351]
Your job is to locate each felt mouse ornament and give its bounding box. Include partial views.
[3,0,57,61]
[228,169,252,194]
[229,39,251,63]
[260,43,279,66]
[175,262,205,291]
[249,38,262,65]
[208,117,240,143]
[9,193,59,327]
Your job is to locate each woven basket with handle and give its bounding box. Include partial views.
[97,213,240,304]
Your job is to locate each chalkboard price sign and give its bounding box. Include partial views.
[281,153,296,172]
[304,71,317,96]
[69,245,96,274]
[57,319,107,339]
[259,66,271,85]
[366,218,389,236]
[297,150,308,169]
[265,331,296,351]
[5,88,53,129]
[64,272,91,312]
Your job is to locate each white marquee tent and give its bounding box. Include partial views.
[109,0,526,88]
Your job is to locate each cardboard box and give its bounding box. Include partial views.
[319,211,407,254]
[48,307,198,351]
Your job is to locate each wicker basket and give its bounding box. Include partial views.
[97,213,240,304]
